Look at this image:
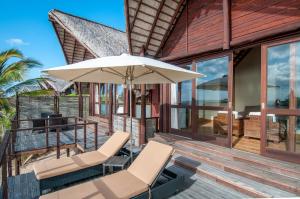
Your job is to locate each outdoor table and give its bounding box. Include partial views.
[103,156,130,175]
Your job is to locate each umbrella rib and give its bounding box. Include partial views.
[102,68,126,78]
[143,66,175,83]
[134,70,154,80]
[70,68,101,82]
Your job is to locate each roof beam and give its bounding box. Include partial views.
[71,39,77,63]
[144,0,166,53]
[130,0,143,32]
[125,0,133,54]
[155,0,186,57]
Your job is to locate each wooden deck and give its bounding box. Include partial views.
[152,133,300,198]
[6,164,250,199]
[14,128,109,155]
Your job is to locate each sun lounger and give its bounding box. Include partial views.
[40,141,184,199]
[33,132,130,192]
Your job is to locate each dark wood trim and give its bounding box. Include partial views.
[144,0,166,53]
[227,51,233,147]
[125,0,132,54]
[223,0,231,50]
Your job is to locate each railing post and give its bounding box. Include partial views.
[45,118,49,149]
[74,118,78,144]
[8,135,12,177]
[56,128,60,159]
[84,120,87,149]
[94,122,98,150]
[2,149,8,199]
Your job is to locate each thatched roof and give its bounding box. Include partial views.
[125,0,186,56]
[49,9,128,64]
[42,75,73,93]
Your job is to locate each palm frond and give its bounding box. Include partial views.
[0,49,24,72]
[4,78,50,96]
[0,59,42,86]
[0,98,11,112]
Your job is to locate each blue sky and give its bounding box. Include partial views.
[0,0,125,79]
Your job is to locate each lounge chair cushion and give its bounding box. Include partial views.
[34,151,108,180]
[34,132,130,180]
[127,141,173,185]
[98,132,130,157]
[39,170,148,199]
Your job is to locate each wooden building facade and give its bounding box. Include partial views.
[125,0,300,163]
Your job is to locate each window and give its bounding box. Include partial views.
[196,56,229,107]
[94,83,110,116]
[171,65,192,105]
[115,84,124,114]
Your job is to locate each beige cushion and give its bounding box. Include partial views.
[127,141,173,185]
[98,132,130,157]
[40,170,148,199]
[34,131,130,180]
[34,151,108,180]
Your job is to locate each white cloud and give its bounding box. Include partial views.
[5,38,29,46]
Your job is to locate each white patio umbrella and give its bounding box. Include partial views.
[43,53,203,161]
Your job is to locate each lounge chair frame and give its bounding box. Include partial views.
[132,169,185,199]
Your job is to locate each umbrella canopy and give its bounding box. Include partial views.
[43,54,203,161]
[43,54,203,84]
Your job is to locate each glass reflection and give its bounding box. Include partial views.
[266,115,300,153]
[267,44,290,108]
[196,57,228,106]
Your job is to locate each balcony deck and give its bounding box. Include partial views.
[6,164,249,199]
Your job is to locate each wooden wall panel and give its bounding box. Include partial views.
[231,0,300,45]
[162,0,224,58]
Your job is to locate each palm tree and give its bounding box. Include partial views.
[0,49,53,135]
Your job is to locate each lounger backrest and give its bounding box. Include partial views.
[127,141,173,186]
[98,132,130,157]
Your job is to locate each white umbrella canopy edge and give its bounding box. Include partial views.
[43,54,204,84]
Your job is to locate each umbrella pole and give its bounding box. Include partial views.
[129,81,133,162]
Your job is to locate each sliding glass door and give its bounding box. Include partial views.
[195,54,233,147]
[169,53,233,147]
[262,37,300,162]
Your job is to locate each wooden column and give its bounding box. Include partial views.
[223,0,231,50]
[289,43,296,152]
[140,85,146,145]
[139,46,146,145]
[78,82,83,118]
[109,84,113,135]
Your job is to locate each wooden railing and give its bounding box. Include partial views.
[9,116,98,174]
[0,132,11,199]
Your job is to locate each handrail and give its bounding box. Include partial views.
[11,116,77,122]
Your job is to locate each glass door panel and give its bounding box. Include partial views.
[263,38,300,161]
[195,55,232,146]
